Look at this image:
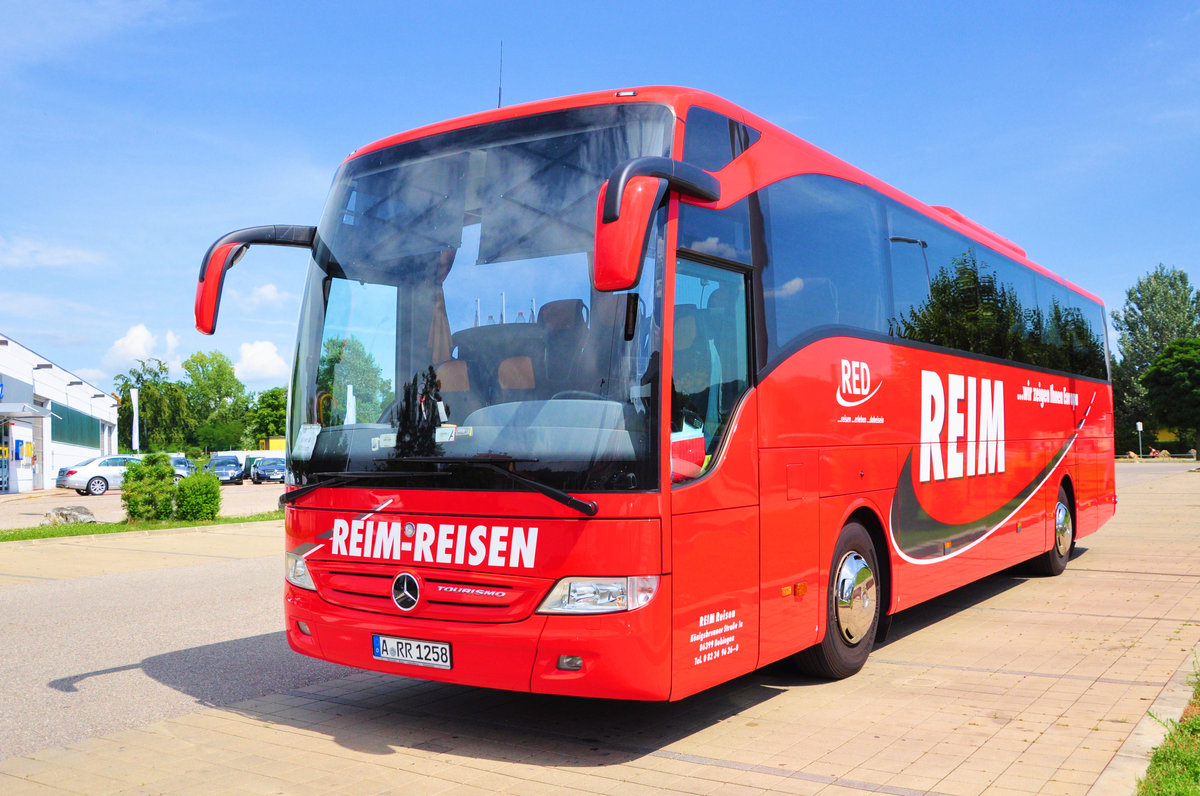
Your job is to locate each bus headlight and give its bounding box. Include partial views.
[285,552,316,590]
[536,576,659,614]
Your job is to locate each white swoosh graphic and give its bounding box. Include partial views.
[836,381,882,407]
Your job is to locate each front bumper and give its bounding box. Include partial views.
[284,576,673,700]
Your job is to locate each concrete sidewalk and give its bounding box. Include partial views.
[1,471,1199,794]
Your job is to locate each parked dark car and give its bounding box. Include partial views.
[205,455,243,485]
[252,457,285,484]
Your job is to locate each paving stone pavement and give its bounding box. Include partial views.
[0,466,1197,795]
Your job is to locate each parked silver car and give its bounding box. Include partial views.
[56,455,140,496]
[170,456,197,481]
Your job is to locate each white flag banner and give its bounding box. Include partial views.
[130,388,140,451]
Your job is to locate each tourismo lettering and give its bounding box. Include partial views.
[329,519,538,569]
[919,370,1005,483]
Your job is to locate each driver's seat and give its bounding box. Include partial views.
[436,360,484,423]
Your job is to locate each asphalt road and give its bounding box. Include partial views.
[0,461,1190,765]
[0,535,349,760]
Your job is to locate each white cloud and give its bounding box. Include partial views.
[103,324,157,369]
[234,340,288,381]
[165,330,180,356]
[245,283,293,306]
[226,282,296,309]
[0,235,105,268]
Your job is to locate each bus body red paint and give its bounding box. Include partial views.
[200,87,1113,700]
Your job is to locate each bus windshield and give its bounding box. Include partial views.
[289,103,673,492]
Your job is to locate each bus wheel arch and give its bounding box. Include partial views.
[793,516,883,679]
[1030,478,1075,577]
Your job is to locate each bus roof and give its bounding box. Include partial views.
[346,86,1102,308]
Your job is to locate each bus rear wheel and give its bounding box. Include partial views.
[794,521,880,679]
[1029,485,1074,577]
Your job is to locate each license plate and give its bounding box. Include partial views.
[372,634,452,669]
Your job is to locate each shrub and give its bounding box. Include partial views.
[175,471,222,521]
[122,453,176,521]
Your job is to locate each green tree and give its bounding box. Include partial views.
[1112,357,1152,454]
[1110,265,1200,451]
[1111,264,1200,374]
[248,386,288,439]
[316,337,393,424]
[182,351,248,449]
[114,359,192,451]
[194,417,247,450]
[1142,338,1200,449]
[182,351,247,422]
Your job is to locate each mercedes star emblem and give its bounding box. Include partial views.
[392,572,420,611]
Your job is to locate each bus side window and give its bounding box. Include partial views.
[670,259,750,484]
[761,175,889,365]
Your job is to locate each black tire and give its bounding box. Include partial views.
[1029,485,1074,577]
[86,477,108,496]
[794,521,881,679]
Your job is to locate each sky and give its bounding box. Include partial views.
[1,0,1197,394]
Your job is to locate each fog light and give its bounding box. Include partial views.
[296,620,312,636]
[557,655,583,671]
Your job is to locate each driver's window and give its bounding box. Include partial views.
[671,258,750,484]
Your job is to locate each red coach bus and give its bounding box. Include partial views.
[195,87,1115,700]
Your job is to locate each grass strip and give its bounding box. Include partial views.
[0,510,284,543]
[1139,658,1200,794]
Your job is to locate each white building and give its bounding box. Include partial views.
[0,332,118,494]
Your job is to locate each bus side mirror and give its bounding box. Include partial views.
[593,176,667,292]
[194,225,316,334]
[592,157,721,293]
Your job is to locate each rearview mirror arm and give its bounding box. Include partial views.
[601,156,720,224]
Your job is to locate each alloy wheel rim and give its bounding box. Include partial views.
[834,551,876,644]
[1055,501,1073,557]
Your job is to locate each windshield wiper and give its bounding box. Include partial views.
[397,456,599,517]
[279,470,449,507]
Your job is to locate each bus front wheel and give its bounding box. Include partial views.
[795,521,880,680]
[1029,485,1074,577]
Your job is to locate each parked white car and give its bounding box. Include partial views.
[56,455,140,496]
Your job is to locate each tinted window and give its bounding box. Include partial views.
[50,402,101,447]
[677,197,754,266]
[681,107,761,172]
[750,176,1107,379]
[761,175,889,363]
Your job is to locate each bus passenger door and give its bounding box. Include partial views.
[668,258,760,699]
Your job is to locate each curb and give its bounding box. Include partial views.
[1088,640,1199,794]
